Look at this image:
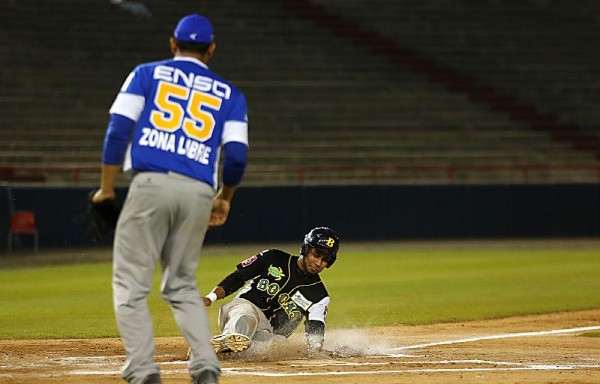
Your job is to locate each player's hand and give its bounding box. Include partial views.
[91,187,116,204]
[209,196,230,228]
[202,296,213,307]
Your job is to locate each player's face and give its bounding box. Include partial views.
[301,248,331,275]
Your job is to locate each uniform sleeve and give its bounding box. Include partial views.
[217,250,270,296]
[102,67,147,165]
[226,92,248,126]
[109,67,147,121]
[222,90,248,144]
[102,114,136,165]
[221,92,249,186]
[222,142,247,186]
[217,269,248,296]
[307,296,329,323]
[235,250,270,280]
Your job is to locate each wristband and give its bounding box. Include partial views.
[206,292,218,303]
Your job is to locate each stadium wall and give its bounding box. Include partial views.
[0,184,598,252]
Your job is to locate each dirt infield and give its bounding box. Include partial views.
[1,309,598,384]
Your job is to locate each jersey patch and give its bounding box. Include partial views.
[268,265,285,281]
[291,291,312,311]
[241,255,258,267]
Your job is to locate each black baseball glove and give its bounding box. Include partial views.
[86,189,122,242]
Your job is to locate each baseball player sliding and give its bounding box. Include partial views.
[195,227,340,356]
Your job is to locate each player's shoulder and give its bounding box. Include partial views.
[258,249,295,267]
[258,248,292,259]
[237,248,290,269]
[133,58,172,71]
[127,59,173,79]
[310,275,329,297]
[195,66,244,95]
[211,72,246,99]
[300,273,328,300]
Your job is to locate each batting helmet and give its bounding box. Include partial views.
[300,227,340,268]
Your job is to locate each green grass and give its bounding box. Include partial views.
[582,332,600,338]
[331,248,600,327]
[0,246,599,339]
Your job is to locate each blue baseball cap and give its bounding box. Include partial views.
[173,14,214,43]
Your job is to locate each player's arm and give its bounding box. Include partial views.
[93,69,144,204]
[203,250,269,306]
[209,93,248,228]
[208,142,248,228]
[202,268,249,307]
[209,141,248,228]
[202,285,227,307]
[209,182,239,228]
[92,114,136,204]
[305,296,330,352]
[305,320,325,351]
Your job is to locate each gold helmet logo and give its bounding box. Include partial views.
[325,237,336,248]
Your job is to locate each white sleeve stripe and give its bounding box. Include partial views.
[109,93,145,122]
[222,121,249,146]
[308,296,330,323]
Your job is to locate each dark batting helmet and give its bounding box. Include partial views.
[300,227,340,268]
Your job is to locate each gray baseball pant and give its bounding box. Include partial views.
[218,297,287,344]
[113,171,220,383]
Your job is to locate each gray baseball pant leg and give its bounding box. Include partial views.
[218,298,273,340]
[113,172,219,383]
[158,173,220,378]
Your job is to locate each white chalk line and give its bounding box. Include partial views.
[289,359,573,368]
[1,325,598,378]
[53,361,600,377]
[223,365,600,376]
[389,325,600,352]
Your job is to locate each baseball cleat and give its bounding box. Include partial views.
[142,373,162,384]
[192,369,219,384]
[211,333,251,353]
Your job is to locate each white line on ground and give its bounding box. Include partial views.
[388,325,600,352]
[288,359,600,369]
[45,363,600,377]
[223,365,600,376]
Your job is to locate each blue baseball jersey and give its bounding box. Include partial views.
[108,56,248,189]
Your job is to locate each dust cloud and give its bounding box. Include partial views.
[220,328,392,362]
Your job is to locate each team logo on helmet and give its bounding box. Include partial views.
[324,237,336,248]
[268,265,285,281]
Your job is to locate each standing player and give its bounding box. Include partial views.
[199,227,339,355]
[92,14,248,384]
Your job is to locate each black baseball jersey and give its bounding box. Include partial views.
[219,249,329,337]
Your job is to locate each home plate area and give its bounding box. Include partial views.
[0,310,598,383]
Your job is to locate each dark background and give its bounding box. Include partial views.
[1,183,598,252]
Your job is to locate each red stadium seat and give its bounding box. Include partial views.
[8,210,38,253]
